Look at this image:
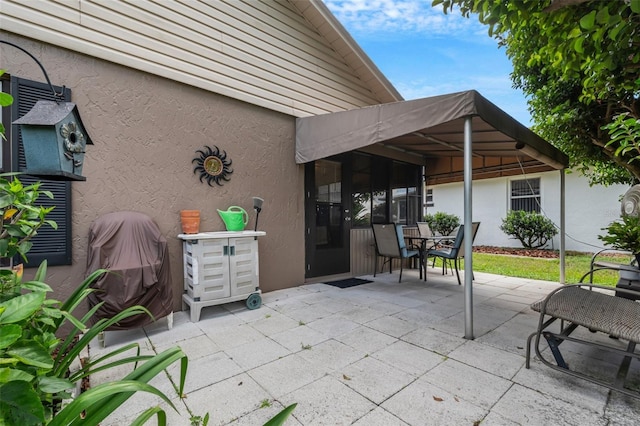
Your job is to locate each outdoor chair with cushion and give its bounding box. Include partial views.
[372,223,421,283]
[426,222,480,285]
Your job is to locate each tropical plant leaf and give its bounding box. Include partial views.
[0,92,13,108]
[263,403,297,426]
[7,340,53,369]
[49,380,176,426]
[69,354,155,383]
[85,342,142,368]
[129,406,168,426]
[3,208,18,220]
[51,302,103,367]
[38,376,73,393]
[21,281,53,292]
[59,268,107,315]
[0,292,45,324]
[59,310,87,332]
[0,239,8,258]
[0,381,45,426]
[0,324,22,349]
[0,366,33,382]
[33,260,48,282]
[44,219,58,230]
[53,305,152,377]
[73,347,188,424]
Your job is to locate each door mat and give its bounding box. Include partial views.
[324,278,373,289]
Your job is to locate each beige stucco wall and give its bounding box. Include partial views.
[1,34,306,311]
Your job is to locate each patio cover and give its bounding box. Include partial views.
[295,90,568,184]
[295,90,569,339]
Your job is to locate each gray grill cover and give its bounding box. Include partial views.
[86,211,173,329]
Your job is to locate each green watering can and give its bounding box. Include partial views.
[217,206,249,231]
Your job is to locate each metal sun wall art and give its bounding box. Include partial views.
[192,145,233,186]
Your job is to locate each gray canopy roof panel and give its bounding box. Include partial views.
[295,90,568,183]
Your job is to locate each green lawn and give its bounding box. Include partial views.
[442,252,627,286]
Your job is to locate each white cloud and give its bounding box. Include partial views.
[324,0,486,38]
[399,73,513,98]
[323,0,531,126]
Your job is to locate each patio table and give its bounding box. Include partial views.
[404,235,450,280]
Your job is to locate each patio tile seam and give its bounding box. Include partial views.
[420,373,512,421]
[136,335,195,418]
[220,344,293,371]
[379,375,493,425]
[275,370,423,424]
[356,326,450,355]
[472,340,531,360]
[388,312,452,331]
[370,347,448,379]
[248,345,428,407]
[336,371,423,412]
[246,368,333,402]
[490,382,609,424]
[512,358,612,413]
[446,346,528,381]
[357,320,416,341]
[399,317,466,344]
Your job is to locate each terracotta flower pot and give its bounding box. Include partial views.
[180,210,200,234]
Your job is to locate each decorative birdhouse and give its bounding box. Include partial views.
[12,100,93,181]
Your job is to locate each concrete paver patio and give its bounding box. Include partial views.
[89,267,640,425]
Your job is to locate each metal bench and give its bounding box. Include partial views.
[526,284,640,399]
[579,248,636,284]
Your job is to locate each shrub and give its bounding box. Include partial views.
[424,212,460,236]
[0,173,57,265]
[500,210,558,249]
[598,215,640,264]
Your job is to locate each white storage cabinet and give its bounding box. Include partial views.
[179,231,265,321]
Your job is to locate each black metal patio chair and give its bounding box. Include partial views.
[426,222,480,285]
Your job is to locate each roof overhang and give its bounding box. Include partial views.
[295,90,569,184]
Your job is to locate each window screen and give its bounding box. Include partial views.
[510,178,541,213]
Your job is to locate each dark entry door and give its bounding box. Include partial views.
[305,158,351,277]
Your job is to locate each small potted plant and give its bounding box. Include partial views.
[598,215,640,280]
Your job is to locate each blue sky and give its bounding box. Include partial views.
[323,0,532,127]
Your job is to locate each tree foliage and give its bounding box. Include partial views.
[434,0,640,185]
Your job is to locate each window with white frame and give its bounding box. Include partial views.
[510,178,541,212]
[425,188,434,208]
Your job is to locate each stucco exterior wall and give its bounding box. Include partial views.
[1,35,305,311]
[428,171,629,252]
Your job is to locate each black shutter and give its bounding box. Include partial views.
[10,77,72,267]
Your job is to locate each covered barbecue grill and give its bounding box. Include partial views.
[86,211,173,329]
